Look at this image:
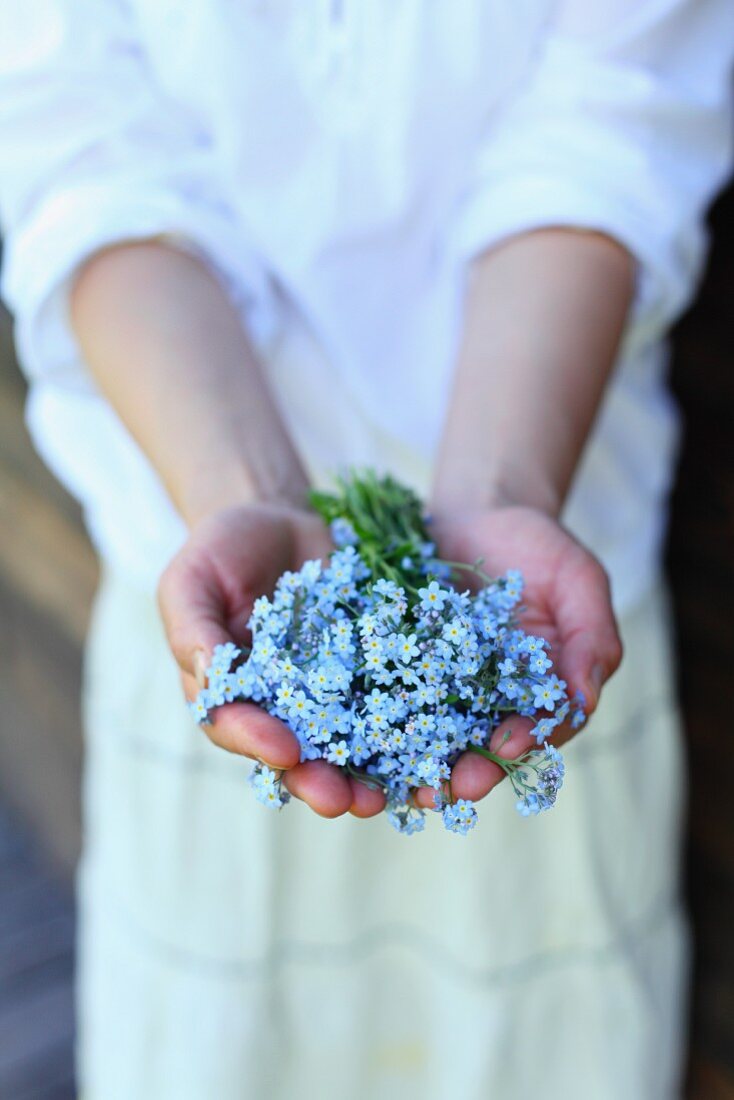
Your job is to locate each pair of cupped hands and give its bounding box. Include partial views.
[158,502,623,819]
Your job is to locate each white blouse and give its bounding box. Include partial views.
[0,0,732,609]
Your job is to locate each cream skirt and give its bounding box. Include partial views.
[77,568,688,1099]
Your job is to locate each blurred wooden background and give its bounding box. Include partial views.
[0,301,96,1096]
[0,186,733,1095]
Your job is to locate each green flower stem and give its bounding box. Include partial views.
[467,743,524,775]
[438,559,498,587]
[345,764,389,791]
[467,744,543,798]
[310,470,434,592]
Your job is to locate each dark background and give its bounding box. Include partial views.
[0,185,733,1095]
[667,183,734,1096]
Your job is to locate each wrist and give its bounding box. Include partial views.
[178,458,311,529]
[430,459,562,519]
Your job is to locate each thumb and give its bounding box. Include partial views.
[554,555,623,713]
[157,552,234,681]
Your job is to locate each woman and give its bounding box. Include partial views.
[1,2,732,1097]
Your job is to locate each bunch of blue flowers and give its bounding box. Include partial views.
[191,472,581,835]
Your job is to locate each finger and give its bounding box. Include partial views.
[158,555,233,680]
[204,703,301,769]
[412,716,536,808]
[554,555,624,712]
[292,513,335,567]
[348,776,387,818]
[283,761,353,818]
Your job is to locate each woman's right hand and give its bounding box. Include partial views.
[157,503,387,819]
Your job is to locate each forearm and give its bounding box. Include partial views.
[432,228,635,515]
[70,240,309,526]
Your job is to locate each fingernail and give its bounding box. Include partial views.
[257,756,285,772]
[193,649,208,690]
[591,663,604,702]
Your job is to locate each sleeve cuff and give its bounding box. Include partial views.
[2,182,279,389]
[447,173,707,339]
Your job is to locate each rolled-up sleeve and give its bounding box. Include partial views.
[0,0,275,388]
[450,0,734,333]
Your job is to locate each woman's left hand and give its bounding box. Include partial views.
[413,505,623,808]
